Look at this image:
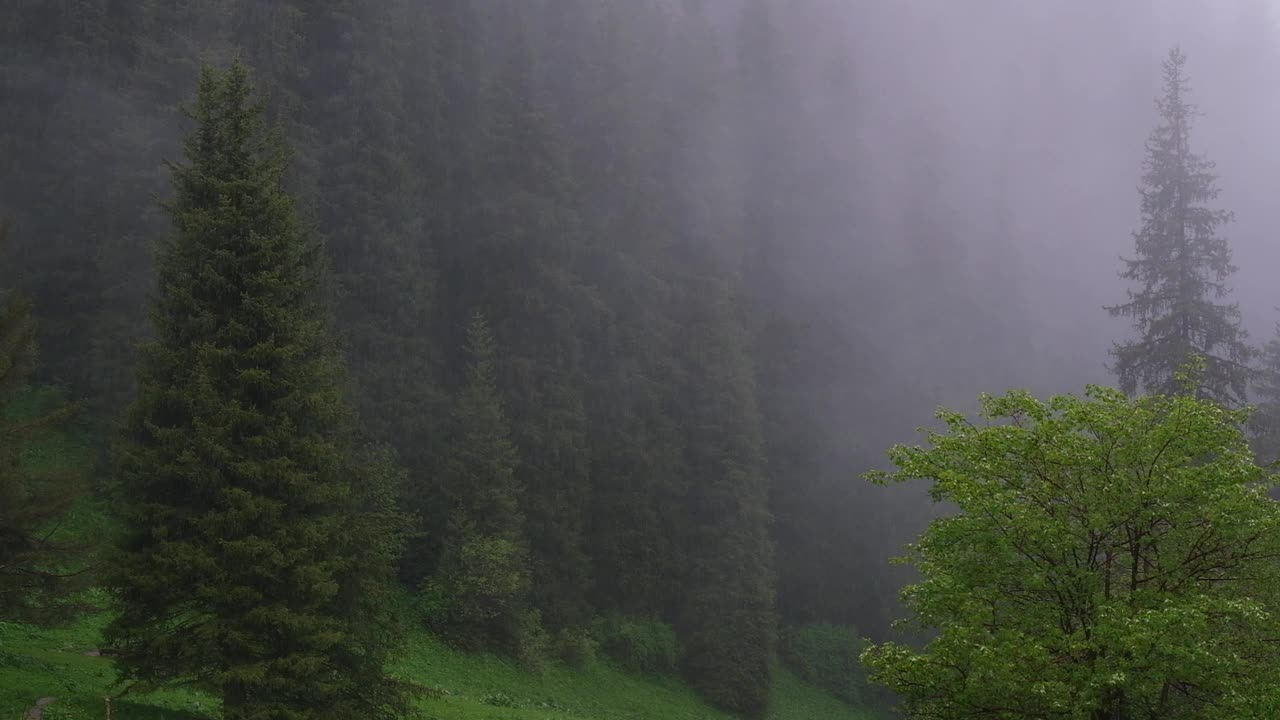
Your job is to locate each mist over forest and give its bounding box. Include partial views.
[5,1,1280,718]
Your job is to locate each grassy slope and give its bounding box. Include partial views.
[2,612,877,720]
[1,389,878,720]
[0,613,212,720]
[400,631,877,720]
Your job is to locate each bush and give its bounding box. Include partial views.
[778,624,871,707]
[415,580,452,630]
[553,626,597,668]
[423,534,531,652]
[590,616,680,675]
[514,609,550,675]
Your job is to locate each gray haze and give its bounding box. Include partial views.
[5,0,1280,644]
[788,0,1280,406]
[743,1,1280,621]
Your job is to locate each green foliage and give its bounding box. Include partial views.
[513,608,552,675]
[104,60,408,720]
[591,616,680,675]
[778,624,871,708]
[1106,48,1251,406]
[864,385,1280,719]
[553,625,598,668]
[434,534,530,648]
[415,580,452,629]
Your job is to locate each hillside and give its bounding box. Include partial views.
[1,387,884,720]
[1,610,879,720]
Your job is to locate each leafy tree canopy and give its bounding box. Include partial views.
[864,381,1280,720]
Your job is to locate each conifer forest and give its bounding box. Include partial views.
[8,2,1280,719]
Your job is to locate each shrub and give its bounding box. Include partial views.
[514,609,550,675]
[425,534,530,652]
[590,616,680,675]
[553,626,597,668]
[415,579,452,630]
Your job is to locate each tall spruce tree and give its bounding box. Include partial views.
[1106,48,1251,405]
[677,262,776,718]
[660,5,776,712]
[734,0,848,627]
[430,311,531,652]
[0,226,85,624]
[555,0,690,621]
[104,61,408,720]
[294,0,445,584]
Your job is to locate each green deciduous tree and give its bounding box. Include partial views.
[104,61,408,720]
[1107,48,1251,406]
[864,383,1280,720]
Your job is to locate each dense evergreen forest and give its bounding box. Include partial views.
[1,2,924,715]
[10,0,1280,718]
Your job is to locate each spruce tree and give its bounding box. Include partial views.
[295,0,445,584]
[105,61,408,720]
[735,0,845,626]
[442,9,595,630]
[1106,48,1251,405]
[658,7,776,712]
[558,0,690,621]
[676,248,776,718]
[430,311,531,652]
[0,225,85,624]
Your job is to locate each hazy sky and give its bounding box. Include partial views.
[800,0,1280,397]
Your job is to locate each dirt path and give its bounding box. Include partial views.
[24,697,55,720]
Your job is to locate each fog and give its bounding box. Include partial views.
[800,0,1280,404]
[697,0,1280,633]
[7,0,1280,654]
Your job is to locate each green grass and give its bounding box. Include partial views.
[0,611,213,719]
[1,611,879,720]
[401,633,883,720]
[7,385,93,474]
